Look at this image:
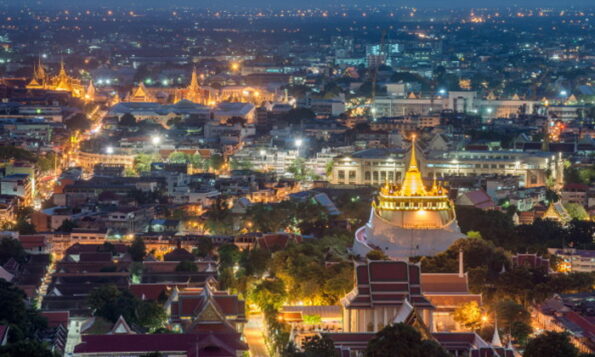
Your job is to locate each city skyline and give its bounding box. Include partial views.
[12,0,595,9]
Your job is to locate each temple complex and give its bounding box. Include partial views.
[353,136,464,259]
[27,59,84,98]
[125,67,277,106]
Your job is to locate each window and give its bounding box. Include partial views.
[365,171,371,180]
[373,171,379,181]
[338,170,345,179]
[349,171,356,180]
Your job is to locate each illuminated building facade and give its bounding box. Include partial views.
[352,139,463,259]
[331,148,564,188]
[26,59,84,98]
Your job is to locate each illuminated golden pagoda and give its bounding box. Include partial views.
[26,58,84,98]
[353,136,464,259]
[175,67,215,105]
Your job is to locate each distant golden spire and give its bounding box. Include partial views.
[401,134,426,196]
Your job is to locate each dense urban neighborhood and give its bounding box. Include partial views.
[0,1,593,356]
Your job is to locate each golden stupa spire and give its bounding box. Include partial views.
[188,67,200,91]
[401,134,427,196]
[431,173,438,193]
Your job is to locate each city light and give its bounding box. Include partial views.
[151,135,162,145]
[105,146,114,154]
[295,138,303,148]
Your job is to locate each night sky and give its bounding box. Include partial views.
[15,0,595,9]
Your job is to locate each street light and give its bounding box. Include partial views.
[151,135,162,146]
[560,90,568,97]
[295,138,303,157]
[438,88,447,95]
[105,146,114,155]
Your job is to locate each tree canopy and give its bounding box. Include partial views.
[365,323,449,357]
[524,331,579,357]
[88,284,166,332]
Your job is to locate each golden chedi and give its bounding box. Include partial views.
[353,136,464,259]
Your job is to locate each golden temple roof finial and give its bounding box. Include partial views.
[409,134,418,169]
[431,173,438,193]
[400,133,427,196]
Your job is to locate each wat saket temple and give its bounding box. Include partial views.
[353,136,464,259]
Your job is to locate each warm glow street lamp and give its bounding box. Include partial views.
[295,138,303,157]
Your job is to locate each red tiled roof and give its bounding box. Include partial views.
[79,252,114,262]
[257,233,302,251]
[41,311,69,328]
[460,190,495,210]
[421,274,469,293]
[344,261,433,310]
[18,235,47,249]
[563,183,589,192]
[129,284,170,301]
[74,333,248,356]
[0,325,8,340]
[564,311,595,338]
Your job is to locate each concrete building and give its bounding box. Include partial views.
[330,147,564,189]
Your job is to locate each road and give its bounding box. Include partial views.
[244,313,269,357]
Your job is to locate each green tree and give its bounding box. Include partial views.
[190,154,209,171]
[288,158,309,181]
[217,243,241,269]
[65,113,91,131]
[167,151,188,163]
[88,285,165,331]
[249,278,287,312]
[0,237,27,264]
[545,189,560,203]
[0,146,36,162]
[209,154,225,171]
[524,331,578,357]
[36,152,58,173]
[0,340,55,357]
[0,281,48,341]
[366,249,390,261]
[128,236,146,262]
[120,113,137,126]
[134,154,159,174]
[496,300,530,330]
[136,301,167,332]
[193,237,214,258]
[564,203,589,221]
[365,323,448,357]
[301,335,335,357]
[510,321,532,346]
[56,219,78,233]
[175,260,198,272]
[453,301,483,330]
[230,158,253,171]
